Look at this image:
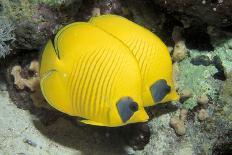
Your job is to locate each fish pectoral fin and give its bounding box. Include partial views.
[80,120,105,126]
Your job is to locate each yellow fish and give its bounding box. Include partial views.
[40,22,149,127]
[89,14,179,106]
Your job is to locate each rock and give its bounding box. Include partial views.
[125,0,168,41]
[197,95,209,106]
[172,26,184,43]
[198,109,209,121]
[212,56,226,81]
[96,0,123,15]
[152,0,232,27]
[214,39,232,78]
[122,123,150,150]
[191,55,212,66]
[213,130,232,155]
[172,41,187,62]
[1,0,83,51]
[91,7,101,17]
[23,138,37,147]
[170,116,186,136]
[180,88,192,99]
[183,25,213,51]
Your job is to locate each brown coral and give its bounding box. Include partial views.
[10,60,51,109]
[170,116,186,136]
[198,109,209,121]
[11,65,39,91]
[170,109,188,136]
[172,41,187,62]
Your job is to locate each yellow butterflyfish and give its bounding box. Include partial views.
[40,22,148,127]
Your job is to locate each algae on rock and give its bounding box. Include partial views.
[0,0,82,50]
[214,39,232,77]
[177,50,221,109]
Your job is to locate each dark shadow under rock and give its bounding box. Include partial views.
[212,130,232,155]
[148,102,179,119]
[152,0,232,27]
[183,25,214,51]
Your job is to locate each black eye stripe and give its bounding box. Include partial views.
[150,79,171,102]
[116,97,138,122]
[129,102,138,112]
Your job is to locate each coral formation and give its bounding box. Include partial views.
[197,95,209,106]
[170,116,186,136]
[170,109,188,136]
[172,41,188,62]
[0,17,15,58]
[180,88,193,99]
[11,65,39,91]
[10,59,50,109]
[198,109,209,121]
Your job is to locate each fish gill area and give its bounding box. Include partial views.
[0,0,231,154]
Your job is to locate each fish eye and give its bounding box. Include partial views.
[129,102,138,112]
[150,79,171,102]
[116,97,138,122]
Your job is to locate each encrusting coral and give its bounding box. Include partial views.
[11,64,39,91]
[198,109,209,121]
[10,60,50,109]
[171,26,188,62]
[170,109,188,136]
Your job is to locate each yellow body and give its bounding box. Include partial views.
[40,22,148,127]
[89,15,179,106]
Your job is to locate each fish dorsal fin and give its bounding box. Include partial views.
[40,40,60,77]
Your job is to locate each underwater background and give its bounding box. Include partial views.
[0,0,231,154]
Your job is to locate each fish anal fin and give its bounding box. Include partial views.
[80,120,105,126]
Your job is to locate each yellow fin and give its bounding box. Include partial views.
[80,120,105,126]
[40,70,74,115]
